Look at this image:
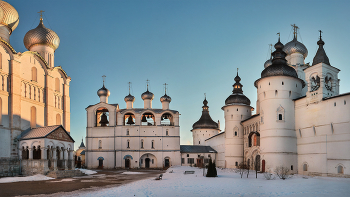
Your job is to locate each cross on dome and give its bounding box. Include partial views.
[38,10,45,21]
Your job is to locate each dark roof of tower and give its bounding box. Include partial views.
[192,98,218,130]
[79,139,85,148]
[225,71,250,106]
[312,35,331,66]
[180,145,217,153]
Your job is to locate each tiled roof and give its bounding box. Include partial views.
[180,145,217,153]
[19,125,73,142]
[80,150,85,155]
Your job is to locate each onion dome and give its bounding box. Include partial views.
[283,35,308,58]
[312,32,331,66]
[124,94,135,102]
[264,57,272,68]
[261,38,298,79]
[192,98,218,130]
[225,71,250,106]
[97,84,110,97]
[0,1,19,34]
[160,93,171,102]
[23,17,60,51]
[141,84,154,100]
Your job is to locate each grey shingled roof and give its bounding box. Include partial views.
[19,125,74,142]
[180,145,217,153]
[80,150,85,155]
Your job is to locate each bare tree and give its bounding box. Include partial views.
[255,157,260,179]
[274,166,290,180]
[237,162,248,178]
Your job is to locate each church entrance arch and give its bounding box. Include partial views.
[97,157,104,168]
[164,157,171,168]
[125,159,130,168]
[255,155,261,171]
[140,153,157,168]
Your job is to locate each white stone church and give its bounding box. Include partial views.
[0,1,74,177]
[186,28,350,177]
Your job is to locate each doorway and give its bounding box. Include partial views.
[262,160,265,172]
[196,158,203,168]
[125,158,130,168]
[165,158,170,167]
[145,158,150,168]
[99,159,103,168]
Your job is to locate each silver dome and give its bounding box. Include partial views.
[141,90,154,100]
[264,58,272,68]
[160,94,171,102]
[97,85,110,97]
[124,94,135,102]
[283,37,308,58]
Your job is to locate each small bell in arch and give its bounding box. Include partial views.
[126,115,135,125]
[99,112,109,126]
[141,115,147,122]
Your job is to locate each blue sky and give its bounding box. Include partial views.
[7,0,350,150]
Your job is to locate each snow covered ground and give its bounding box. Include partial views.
[78,168,97,175]
[0,174,54,183]
[61,166,350,197]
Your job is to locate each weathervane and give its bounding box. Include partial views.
[38,10,45,21]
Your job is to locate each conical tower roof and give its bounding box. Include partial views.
[192,98,218,130]
[312,31,331,66]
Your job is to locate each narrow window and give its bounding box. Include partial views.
[152,159,154,164]
[99,140,102,149]
[334,102,336,106]
[275,90,278,97]
[166,129,169,136]
[141,140,144,148]
[208,155,211,158]
[127,140,130,148]
[269,82,270,85]
[30,106,36,128]
[199,141,200,144]
[55,78,60,92]
[235,162,238,166]
[198,155,200,158]
[279,114,283,120]
[56,114,61,125]
[181,158,184,164]
[289,91,291,97]
[344,100,346,105]
[151,140,154,149]
[291,165,293,171]
[235,131,237,136]
[264,92,266,98]
[282,81,284,85]
[126,129,129,135]
[187,154,189,157]
[236,108,238,111]
[231,114,233,119]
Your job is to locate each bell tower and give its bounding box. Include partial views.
[305,30,340,103]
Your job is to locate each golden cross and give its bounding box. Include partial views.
[291,24,299,39]
[38,10,45,20]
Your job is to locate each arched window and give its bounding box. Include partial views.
[96,107,109,127]
[199,141,200,144]
[275,90,278,97]
[56,114,61,125]
[32,67,37,82]
[151,140,154,149]
[253,135,257,146]
[124,113,135,125]
[99,140,102,149]
[30,106,36,128]
[303,164,308,171]
[279,114,283,120]
[127,140,130,148]
[33,146,41,159]
[141,112,155,126]
[277,105,285,122]
[141,139,144,148]
[338,165,344,174]
[55,78,60,92]
[235,131,237,136]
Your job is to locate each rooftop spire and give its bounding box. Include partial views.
[163,83,168,95]
[128,82,131,94]
[102,75,106,87]
[146,79,150,91]
[312,30,331,66]
[232,68,243,94]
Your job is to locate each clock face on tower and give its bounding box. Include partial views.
[311,75,320,92]
[325,76,332,91]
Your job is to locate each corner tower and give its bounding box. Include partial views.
[222,70,252,168]
[255,36,304,173]
[192,97,220,145]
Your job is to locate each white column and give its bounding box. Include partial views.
[41,147,47,160]
[18,148,22,160]
[52,148,57,160]
[29,148,33,160]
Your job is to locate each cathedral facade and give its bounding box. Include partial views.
[187,29,350,177]
[0,1,74,177]
[85,84,181,169]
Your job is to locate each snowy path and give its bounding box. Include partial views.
[57,166,350,197]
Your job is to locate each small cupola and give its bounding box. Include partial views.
[312,30,331,66]
[0,1,19,43]
[141,80,154,109]
[124,82,135,109]
[225,69,250,106]
[97,76,110,103]
[160,83,171,109]
[192,96,218,130]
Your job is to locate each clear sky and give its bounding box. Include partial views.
[6,0,350,150]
